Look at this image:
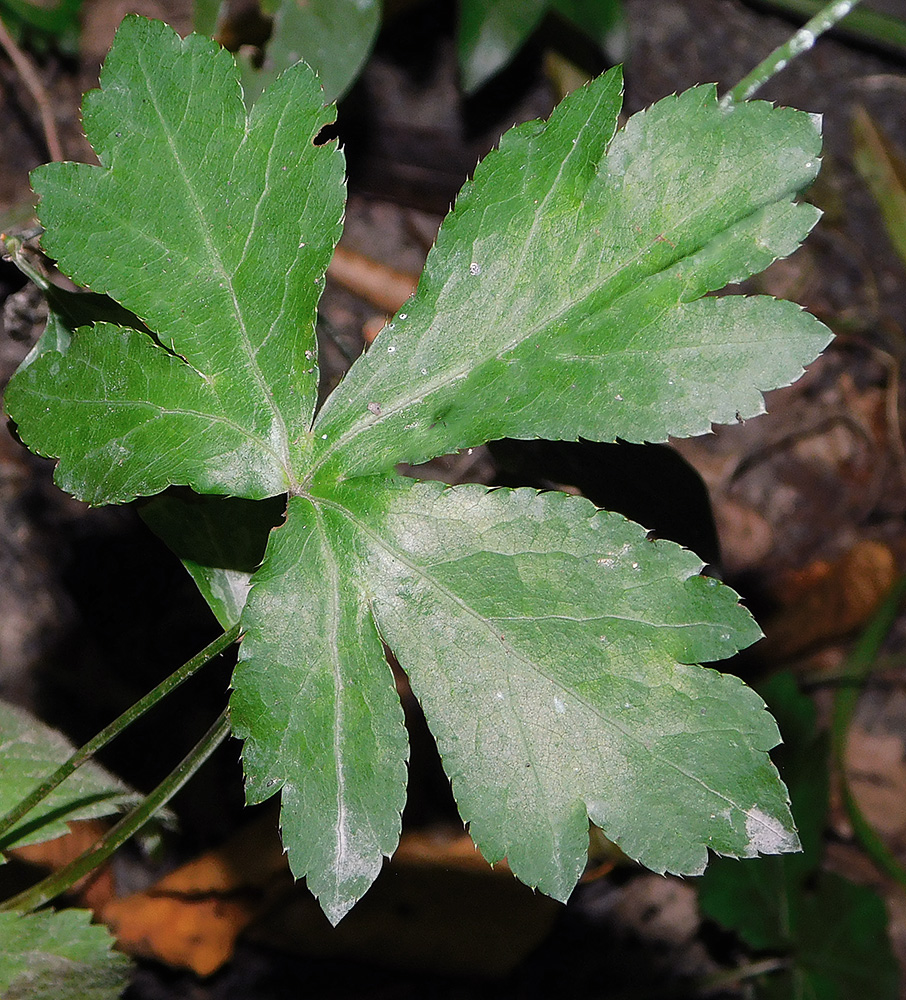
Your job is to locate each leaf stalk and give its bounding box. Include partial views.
[752,0,906,58]
[831,574,906,888]
[0,707,231,914]
[722,0,864,105]
[0,623,240,848]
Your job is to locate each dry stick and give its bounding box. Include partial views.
[0,16,63,162]
[327,245,418,316]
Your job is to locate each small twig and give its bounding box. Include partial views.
[0,15,63,162]
[327,245,418,316]
[696,956,790,992]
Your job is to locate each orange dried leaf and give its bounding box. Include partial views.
[101,812,287,976]
[763,540,898,659]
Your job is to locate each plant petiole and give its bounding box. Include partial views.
[0,623,240,849]
[754,0,906,58]
[832,574,906,888]
[722,0,863,105]
[0,707,231,914]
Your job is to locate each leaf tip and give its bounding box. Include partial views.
[744,805,801,858]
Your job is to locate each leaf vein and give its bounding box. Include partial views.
[313,492,754,822]
[137,53,294,477]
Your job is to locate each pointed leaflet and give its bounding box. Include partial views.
[551,0,626,59]
[311,68,830,481]
[257,477,794,906]
[458,0,548,94]
[5,16,344,503]
[0,909,131,1000]
[230,495,408,924]
[458,0,626,95]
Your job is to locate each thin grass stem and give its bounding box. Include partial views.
[1,708,231,913]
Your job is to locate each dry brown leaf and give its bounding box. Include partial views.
[8,818,115,912]
[760,539,898,660]
[393,827,509,873]
[100,811,288,976]
[845,727,906,843]
[100,815,562,977]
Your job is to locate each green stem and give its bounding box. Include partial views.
[1,708,231,914]
[832,574,906,888]
[750,0,906,58]
[0,623,240,848]
[0,231,51,289]
[722,0,864,105]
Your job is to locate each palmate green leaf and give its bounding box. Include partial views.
[2,19,821,925]
[0,700,141,853]
[5,15,344,503]
[0,909,131,1000]
[311,67,830,480]
[233,478,793,920]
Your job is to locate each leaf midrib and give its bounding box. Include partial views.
[310,505,353,884]
[312,490,761,830]
[35,389,288,471]
[137,49,296,485]
[309,142,799,477]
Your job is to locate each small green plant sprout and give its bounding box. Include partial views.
[2,2,851,929]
